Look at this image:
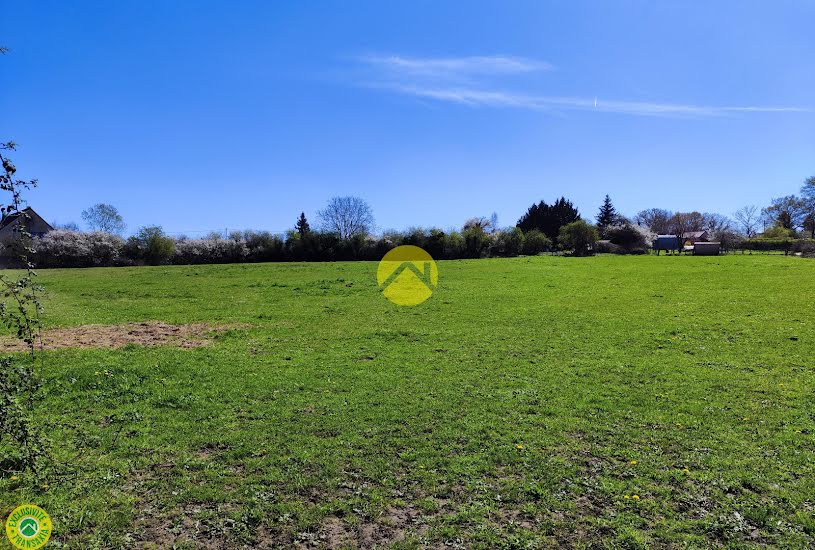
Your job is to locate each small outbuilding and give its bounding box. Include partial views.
[682,230,709,246]
[653,235,681,254]
[693,241,721,256]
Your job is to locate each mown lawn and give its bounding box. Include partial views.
[2,255,815,548]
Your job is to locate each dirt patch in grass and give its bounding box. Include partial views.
[294,504,433,549]
[0,321,243,351]
[132,503,233,550]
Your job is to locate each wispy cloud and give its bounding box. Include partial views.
[359,55,551,79]
[354,54,810,118]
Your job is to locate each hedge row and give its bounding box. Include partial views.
[737,238,815,253]
[26,227,555,268]
[20,230,814,269]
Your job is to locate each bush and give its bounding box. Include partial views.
[716,230,744,253]
[242,231,285,262]
[606,224,649,254]
[172,236,249,264]
[740,238,796,253]
[799,241,815,257]
[445,231,464,259]
[419,229,440,258]
[400,227,427,248]
[761,226,797,239]
[595,240,622,254]
[558,221,599,256]
[521,229,552,255]
[461,226,491,258]
[491,228,524,257]
[32,230,126,267]
[286,231,344,261]
[127,226,175,265]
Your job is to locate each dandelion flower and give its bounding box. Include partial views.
[681,468,690,474]
[10,476,19,481]
[623,495,630,500]
[629,460,638,465]
[516,444,524,450]
[631,494,640,500]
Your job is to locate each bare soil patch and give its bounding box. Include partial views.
[296,504,434,549]
[132,503,232,550]
[0,321,241,351]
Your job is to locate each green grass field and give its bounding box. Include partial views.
[2,255,815,548]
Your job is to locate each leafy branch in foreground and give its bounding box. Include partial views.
[0,140,48,475]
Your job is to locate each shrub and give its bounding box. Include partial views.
[462,226,491,258]
[791,239,815,255]
[32,230,126,267]
[172,236,248,265]
[521,230,552,255]
[424,229,448,259]
[491,228,524,257]
[595,240,622,254]
[716,230,744,253]
[286,231,344,261]
[242,231,285,262]
[127,226,175,265]
[799,241,815,257]
[606,224,649,254]
[741,238,796,253]
[761,226,797,239]
[558,220,599,256]
[445,231,464,259]
[400,227,428,248]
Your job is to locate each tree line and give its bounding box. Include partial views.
[32,176,815,267]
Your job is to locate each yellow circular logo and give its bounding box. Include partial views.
[377,245,438,306]
[5,505,52,549]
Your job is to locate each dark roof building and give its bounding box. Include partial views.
[693,241,721,256]
[682,230,709,243]
[0,207,54,242]
[653,235,681,251]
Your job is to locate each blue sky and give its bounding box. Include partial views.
[3,1,814,236]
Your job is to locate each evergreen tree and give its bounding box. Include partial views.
[516,197,581,242]
[596,195,617,236]
[517,202,542,234]
[295,212,311,236]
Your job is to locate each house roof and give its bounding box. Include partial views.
[1,207,31,230]
[0,207,54,232]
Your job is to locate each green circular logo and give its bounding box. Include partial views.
[5,505,52,549]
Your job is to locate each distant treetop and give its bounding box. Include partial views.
[82,203,126,235]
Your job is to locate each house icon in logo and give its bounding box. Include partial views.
[376,246,438,306]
